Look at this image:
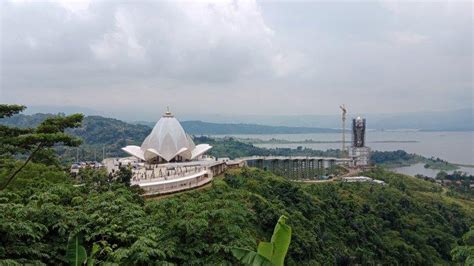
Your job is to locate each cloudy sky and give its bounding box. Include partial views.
[1,0,472,120]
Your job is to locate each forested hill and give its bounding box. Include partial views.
[2,113,340,137]
[0,113,149,145]
[182,120,340,134]
[1,164,472,264]
[0,114,150,160]
[135,120,341,134]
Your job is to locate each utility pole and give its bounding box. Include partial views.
[339,104,347,158]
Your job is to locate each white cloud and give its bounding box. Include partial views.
[1,0,471,115]
[90,8,146,62]
[390,31,428,45]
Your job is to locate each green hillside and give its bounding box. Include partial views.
[0,114,150,161]
[0,113,149,145]
[180,120,340,135]
[1,164,472,264]
[1,113,340,137]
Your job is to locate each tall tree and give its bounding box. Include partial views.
[0,104,84,190]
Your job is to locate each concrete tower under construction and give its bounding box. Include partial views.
[349,117,370,167]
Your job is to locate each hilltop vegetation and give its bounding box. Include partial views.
[1,113,339,136]
[180,120,340,135]
[0,113,149,146]
[0,114,149,161]
[1,164,472,264]
[136,120,340,134]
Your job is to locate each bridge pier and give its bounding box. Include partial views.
[241,156,351,179]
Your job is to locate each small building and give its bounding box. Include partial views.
[70,161,104,175]
[342,176,385,185]
[343,176,373,182]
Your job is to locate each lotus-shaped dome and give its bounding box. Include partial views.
[122,111,212,162]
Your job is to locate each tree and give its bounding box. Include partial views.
[0,104,26,119]
[436,171,448,180]
[115,167,132,187]
[0,104,84,190]
[0,105,32,156]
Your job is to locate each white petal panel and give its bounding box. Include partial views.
[191,144,212,160]
[122,145,145,161]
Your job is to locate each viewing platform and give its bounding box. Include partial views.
[137,170,213,196]
[103,157,227,196]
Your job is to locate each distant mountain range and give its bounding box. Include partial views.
[23,105,473,131]
[0,114,340,138]
[136,120,340,135]
[179,108,473,131]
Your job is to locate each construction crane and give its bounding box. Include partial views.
[339,104,347,158]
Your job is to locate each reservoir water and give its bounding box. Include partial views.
[211,131,474,177]
[392,163,474,177]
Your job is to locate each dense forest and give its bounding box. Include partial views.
[1,107,473,264]
[1,164,473,264]
[0,114,149,161]
[138,120,341,134]
[180,120,340,135]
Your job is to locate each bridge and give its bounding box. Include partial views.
[238,156,352,179]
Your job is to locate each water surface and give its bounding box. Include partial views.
[392,163,474,177]
[212,131,474,165]
[211,131,474,176]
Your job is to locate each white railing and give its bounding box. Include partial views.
[131,166,207,184]
[138,170,213,196]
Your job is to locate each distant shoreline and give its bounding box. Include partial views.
[232,138,419,145]
[453,163,474,168]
